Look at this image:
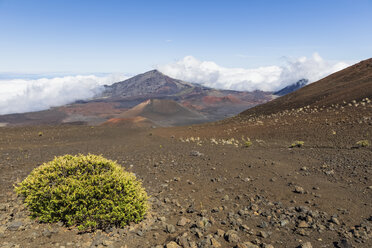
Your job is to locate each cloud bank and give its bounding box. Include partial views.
[157,53,349,91]
[0,74,127,115]
[0,53,350,115]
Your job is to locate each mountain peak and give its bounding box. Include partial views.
[274,79,308,96]
[101,70,193,99]
[142,69,164,76]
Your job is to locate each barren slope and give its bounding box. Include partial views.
[119,99,207,126]
[241,58,372,116]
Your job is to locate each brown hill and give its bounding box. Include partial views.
[118,99,207,126]
[240,58,372,116]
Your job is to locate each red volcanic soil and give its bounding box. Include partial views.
[117,99,206,126]
[59,102,124,117]
[102,116,154,128]
[181,101,204,111]
[202,95,242,105]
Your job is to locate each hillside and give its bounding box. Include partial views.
[118,99,207,126]
[241,58,372,117]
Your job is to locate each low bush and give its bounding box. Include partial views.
[356,140,370,148]
[243,141,252,148]
[289,141,304,148]
[15,154,148,231]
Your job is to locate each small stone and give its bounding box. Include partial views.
[325,170,334,176]
[210,238,221,248]
[258,231,269,238]
[298,242,312,248]
[258,221,268,228]
[158,216,166,222]
[190,151,203,157]
[335,239,353,248]
[225,230,240,243]
[0,204,7,211]
[177,217,190,226]
[165,241,181,248]
[193,228,203,238]
[176,235,189,248]
[294,186,305,194]
[250,204,259,211]
[102,239,114,246]
[235,242,260,248]
[280,220,289,227]
[331,216,340,225]
[166,224,176,233]
[0,226,6,238]
[42,228,53,238]
[7,221,23,231]
[297,221,309,228]
[216,229,225,237]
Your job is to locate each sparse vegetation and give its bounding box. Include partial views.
[243,140,252,148]
[38,131,43,137]
[15,154,148,231]
[290,141,304,148]
[356,140,370,148]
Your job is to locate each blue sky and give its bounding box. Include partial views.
[0,0,371,74]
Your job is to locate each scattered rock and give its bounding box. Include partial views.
[165,224,176,234]
[165,241,181,248]
[190,151,203,157]
[225,230,240,243]
[177,217,190,226]
[216,229,225,237]
[42,228,53,238]
[294,186,305,194]
[7,221,23,231]
[297,221,309,228]
[235,242,260,248]
[334,239,353,248]
[280,220,289,227]
[298,242,312,248]
[258,230,269,238]
[210,238,221,248]
[331,216,340,225]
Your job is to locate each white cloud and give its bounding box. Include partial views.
[157,53,349,91]
[0,74,127,115]
[0,53,350,115]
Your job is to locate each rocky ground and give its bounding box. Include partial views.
[0,99,371,248]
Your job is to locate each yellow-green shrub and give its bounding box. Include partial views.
[356,140,370,148]
[289,141,304,148]
[15,154,148,231]
[243,141,252,148]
